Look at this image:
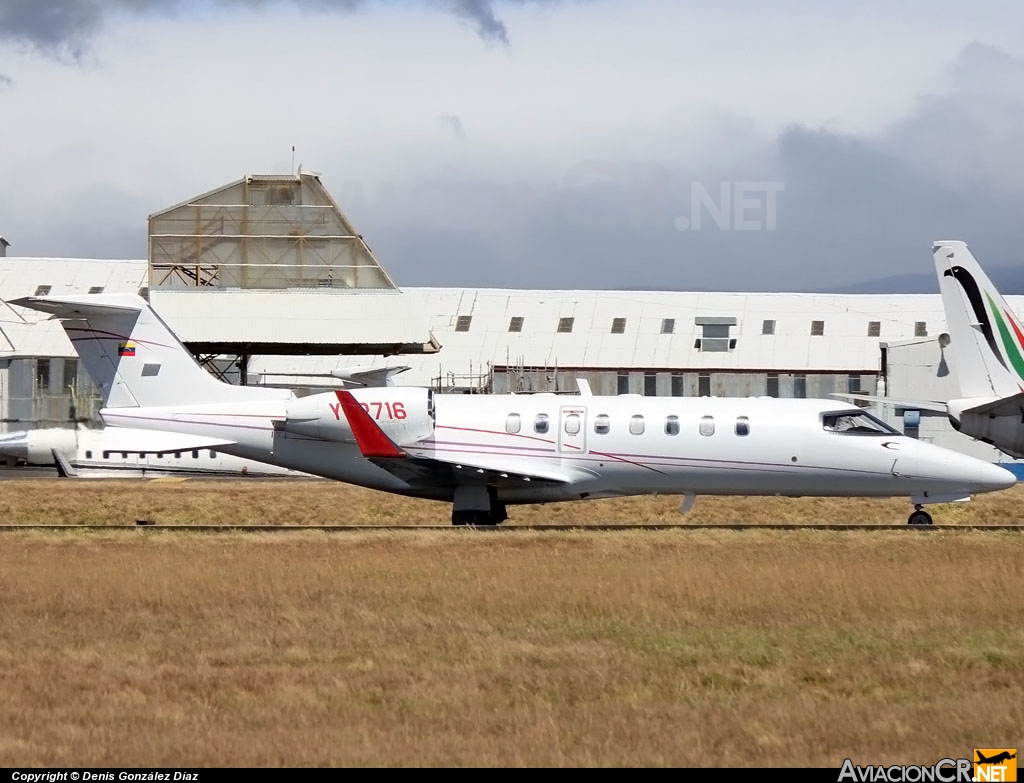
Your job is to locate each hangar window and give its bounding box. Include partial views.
[138,287,150,301]
[34,285,51,296]
[915,321,927,337]
[508,316,524,333]
[665,415,680,435]
[762,319,775,335]
[699,416,715,436]
[794,374,807,398]
[629,415,645,435]
[698,373,711,397]
[564,414,581,435]
[557,317,575,333]
[867,321,881,337]
[811,320,825,336]
[35,358,50,392]
[611,317,627,334]
[671,372,684,397]
[644,372,657,396]
[534,413,550,434]
[455,316,472,332]
[847,374,861,394]
[88,286,104,294]
[594,414,611,434]
[694,317,737,352]
[505,413,521,434]
[617,371,630,394]
[735,416,750,436]
[766,373,779,397]
[661,318,675,334]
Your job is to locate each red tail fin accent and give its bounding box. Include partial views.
[336,390,406,458]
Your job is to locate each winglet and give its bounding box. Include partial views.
[336,390,406,458]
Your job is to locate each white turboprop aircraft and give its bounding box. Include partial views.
[10,294,1016,526]
[836,240,1024,460]
[0,425,306,479]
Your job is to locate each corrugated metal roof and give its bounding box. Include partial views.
[5,256,1022,386]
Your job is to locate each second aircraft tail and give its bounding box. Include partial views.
[933,240,1024,399]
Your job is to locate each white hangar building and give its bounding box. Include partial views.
[0,172,1018,468]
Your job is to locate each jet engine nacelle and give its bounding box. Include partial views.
[0,428,78,466]
[952,411,1024,459]
[281,386,434,445]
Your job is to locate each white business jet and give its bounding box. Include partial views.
[0,425,305,478]
[837,241,1024,460]
[10,294,1016,525]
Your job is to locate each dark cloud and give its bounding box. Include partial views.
[0,0,568,57]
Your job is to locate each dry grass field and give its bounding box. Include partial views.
[0,478,1022,767]
[1,475,1024,525]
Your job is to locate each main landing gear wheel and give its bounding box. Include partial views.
[451,509,502,526]
[907,504,933,526]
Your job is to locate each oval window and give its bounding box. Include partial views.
[534,413,550,434]
[735,416,750,436]
[564,413,581,435]
[665,415,680,436]
[699,415,715,437]
[594,414,610,434]
[506,413,521,434]
[629,415,645,435]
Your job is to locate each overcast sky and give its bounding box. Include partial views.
[2,0,1024,291]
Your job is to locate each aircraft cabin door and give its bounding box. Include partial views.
[558,406,587,455]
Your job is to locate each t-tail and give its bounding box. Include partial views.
[9,293,290,408]
[933,240,1024,399]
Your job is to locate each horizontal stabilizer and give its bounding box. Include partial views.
[9,294,142,317]
[830,393,949,414]
[961,391,1024,417]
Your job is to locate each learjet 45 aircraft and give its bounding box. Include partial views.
[11,294,1016,525]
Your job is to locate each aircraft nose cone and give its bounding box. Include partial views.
[979,461,1018,493]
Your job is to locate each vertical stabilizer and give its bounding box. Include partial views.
[933,241,1024,399]
[10,294,291,408]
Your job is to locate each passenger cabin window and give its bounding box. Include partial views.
[822,410,899,435]
[84,450,92,458]
[191,450,199,459]
[699,416,715,436]
[629,415,645,435]
[564,413,581,435]
[594,414,610,434]
[508,317,524,333]
[665,415,680,435]
[735,416,750,436]
[506,413,522,434]
[534,413,550,434]
[102,451,110,459]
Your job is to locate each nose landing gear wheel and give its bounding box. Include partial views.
[907,504,933,526]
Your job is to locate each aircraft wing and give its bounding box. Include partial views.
[830,393,950,414]
[960,392,1024,417]
[336,390,576,489]
[91,427,238,454]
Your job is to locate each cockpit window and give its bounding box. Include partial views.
[822,410,899,435]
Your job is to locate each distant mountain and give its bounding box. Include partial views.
[825,264,1024,295]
